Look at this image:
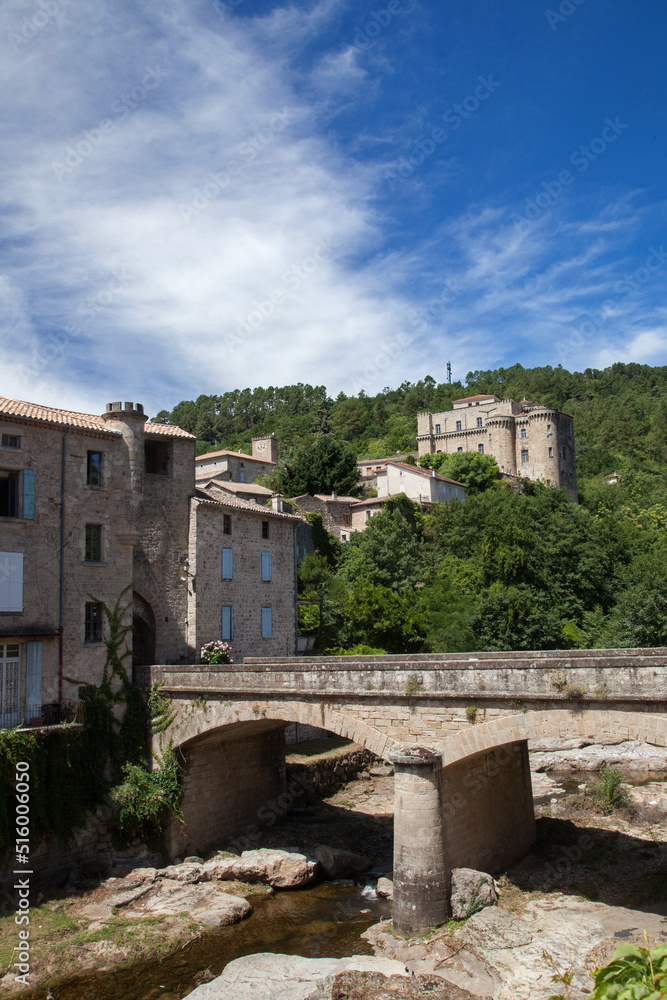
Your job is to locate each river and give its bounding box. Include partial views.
[13,881,391,1000]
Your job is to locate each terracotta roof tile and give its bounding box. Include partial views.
[196,448,276,465]
[0,397,194,438]
[385,461,466,488]
[452,393,500,403]
[194,488,299,520]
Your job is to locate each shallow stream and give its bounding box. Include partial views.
[13,881,391,1000]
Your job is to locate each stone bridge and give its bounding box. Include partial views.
[137,648,667,935]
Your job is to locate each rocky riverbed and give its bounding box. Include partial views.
[1,736,666,998]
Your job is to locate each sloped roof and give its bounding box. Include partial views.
[0,397,193,438]
[196,448,276,465]
[203,479,274,496]
[384,462,466,488]
[452,394,500,403]
[194,488,299,520]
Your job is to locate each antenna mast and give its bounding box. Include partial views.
[446,361,452,384]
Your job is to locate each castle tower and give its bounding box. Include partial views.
[251,434,279,464]
[101,401,147,492]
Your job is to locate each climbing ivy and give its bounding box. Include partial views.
[0,587,182,853]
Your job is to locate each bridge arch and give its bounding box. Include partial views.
[436,708,667,766]
[162,697,401,759]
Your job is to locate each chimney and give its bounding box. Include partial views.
[331,491,338,500]
[432,468,437,477]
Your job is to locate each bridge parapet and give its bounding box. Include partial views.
[137,647,667,706]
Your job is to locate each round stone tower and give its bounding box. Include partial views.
[101,401,147,492]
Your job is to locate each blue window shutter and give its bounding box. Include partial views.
[25,642,42,715]
[22,470,35,519]
[261,551,271,581]
[261,606,272,638]
[221,606,233,640]
[222,547,233,579]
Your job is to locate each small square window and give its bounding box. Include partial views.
[520,428,528,439]
[85,524,102,562]
[223,514,232,535]
[87,451,103,486]
[1,434,21,449]
[261,520,269,539]
[84,602,104,642]
[457,446,463,452]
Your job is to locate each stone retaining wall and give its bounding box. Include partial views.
[286,746,383,802]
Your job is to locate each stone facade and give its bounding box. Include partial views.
[0,398,195,720]
[292,493,358,542]
[195,435,278,485]
[417,394,577,498]
[0,397,299,725]
[188,492,299,661]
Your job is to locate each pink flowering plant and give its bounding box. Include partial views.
[200,640,233,665]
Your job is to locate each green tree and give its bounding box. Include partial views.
[280,437,359,497]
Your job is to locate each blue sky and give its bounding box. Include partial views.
[2,0,666,416]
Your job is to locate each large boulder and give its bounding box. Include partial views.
[450,868,498,921]
[205,849,318,889]
[313,845,372,880]
[124,879,251,927]
[184,953,408,1000]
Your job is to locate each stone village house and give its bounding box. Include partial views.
[0,398,301,726]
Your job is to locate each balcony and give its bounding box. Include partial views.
[0,700,84,731]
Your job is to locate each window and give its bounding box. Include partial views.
[145,439,171,475]
[222,547,233,579]
[548,447,553,458]
[456,420,462,431]
[0,553,23,611]
[435,423,441,434]
[547,424,552,437]
[84,602,104,642]
[366,510,372,521]
[223,514,231,535]
[85,524,102,562]
[478,444,484,454]
[520,428,528,439]
[261,520,269,539]
[457,446,463,452]
[87,451,103,486]
[261,606,272,638]
[221,605,233,640]
[0,644,21,725]
[1,435,20,449]
[477,417,483,428]
[562,445,567,459]
[239,470,245,482]
[567,423,572,437]
[366,467,372,474]
[521,449,529,466]
[343,513,351,526]
[261,551,272,581]
[0,470,19,517]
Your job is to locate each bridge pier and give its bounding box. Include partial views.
[391,748,448,937]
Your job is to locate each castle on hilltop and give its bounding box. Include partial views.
[417,394,577,498]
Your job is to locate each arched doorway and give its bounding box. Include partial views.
[133,592,156,666]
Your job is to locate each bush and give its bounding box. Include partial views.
[588,936,667,998]
[588,765,628,813]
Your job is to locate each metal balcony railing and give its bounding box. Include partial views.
[0,701,85,730]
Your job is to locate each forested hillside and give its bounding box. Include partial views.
[153,362,667,478]
[153,362,667,652]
